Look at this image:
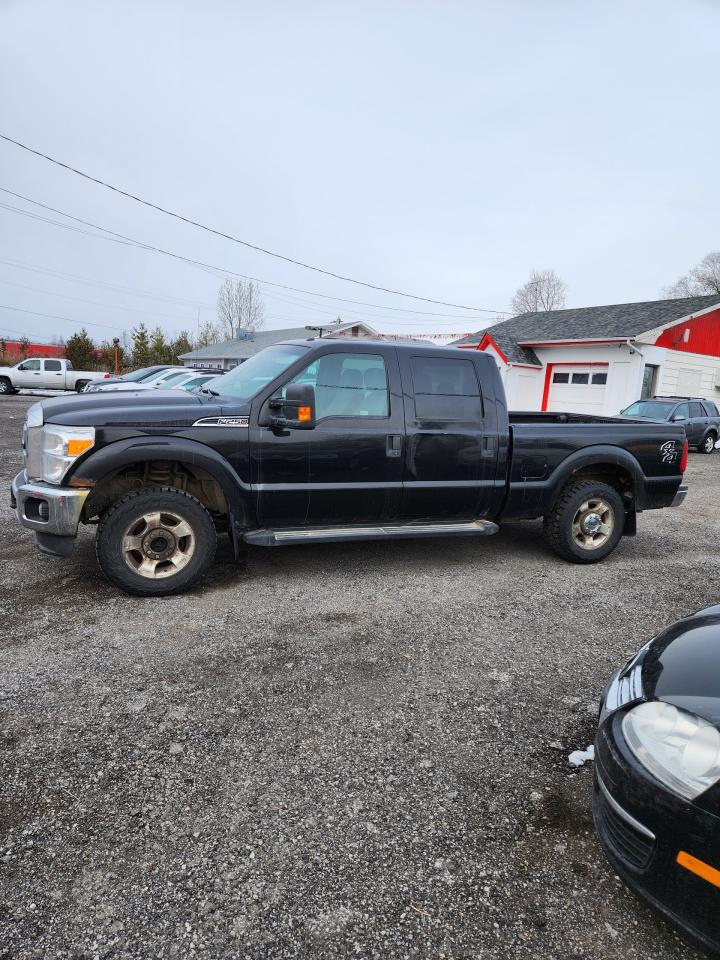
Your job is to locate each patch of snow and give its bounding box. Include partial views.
[568,745,595,767]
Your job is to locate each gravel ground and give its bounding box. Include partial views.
[1,393,717,959]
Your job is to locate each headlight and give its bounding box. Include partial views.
[40,426,95,484]
[623,701,720,800]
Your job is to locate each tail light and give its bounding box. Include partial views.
[680,439,688,473]
[103,373,111,378]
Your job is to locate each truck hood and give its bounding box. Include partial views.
[36,389,234,427]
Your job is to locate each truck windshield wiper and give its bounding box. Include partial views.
[199,387,220,396]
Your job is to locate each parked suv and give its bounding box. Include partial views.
[620,396,720,454]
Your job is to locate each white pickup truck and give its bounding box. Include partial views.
[0,358,106,395]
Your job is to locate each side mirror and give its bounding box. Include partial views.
[271,383,316,430]
[671,414,686,422]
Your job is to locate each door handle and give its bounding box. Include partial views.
[386,434,402,458]
[481,435,497,458]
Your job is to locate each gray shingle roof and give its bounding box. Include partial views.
[179,327,311,361]
[452,294,720,366]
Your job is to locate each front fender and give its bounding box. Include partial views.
[68,436,253,552]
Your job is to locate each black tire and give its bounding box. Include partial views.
[700,432,716,455]
[0,377,13,395]
[75,380,89,393]
[543,479,625,564]
[96,486,217,596]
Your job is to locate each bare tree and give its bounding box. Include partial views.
[217,279,265,338]
[664,251,720,299]
[511,269,568,314]
[196,319,223,348]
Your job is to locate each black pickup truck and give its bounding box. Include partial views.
[11,338,688,595]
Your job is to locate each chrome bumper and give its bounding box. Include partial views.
[671,484,688,508]
[11,470,89,538]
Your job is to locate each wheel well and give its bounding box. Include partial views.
[83,459,230,520]
[568,464,635,503]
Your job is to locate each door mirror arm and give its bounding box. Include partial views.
[268,383,316,430]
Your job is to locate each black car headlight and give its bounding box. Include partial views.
[623,701,720,801]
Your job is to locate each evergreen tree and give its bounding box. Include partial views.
[171,330,193,361]
[64,329,97,369]
[149,326,171,365]
[131,323,151,368]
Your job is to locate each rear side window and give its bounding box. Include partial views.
[689,402,705,418]
[44,360,61,371]
[410,357,482,420]
[704,401,719,416]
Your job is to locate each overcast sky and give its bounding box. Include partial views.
[1,0,719,346]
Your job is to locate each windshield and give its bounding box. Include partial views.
[123,366,164,382]
[208,344,308,400]
[622,400,675,419]
[157,371,190,387]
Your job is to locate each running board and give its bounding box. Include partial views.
[243,519,499,547]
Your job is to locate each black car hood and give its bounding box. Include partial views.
[38,390,231,427]
[641,606,720,726]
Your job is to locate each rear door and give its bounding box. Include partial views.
[397,351,498,521]
[42,359,65,388]
[688,401,707,445]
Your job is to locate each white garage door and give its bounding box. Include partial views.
[547,366,608,414]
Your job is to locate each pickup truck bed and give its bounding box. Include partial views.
[10,338,688,595]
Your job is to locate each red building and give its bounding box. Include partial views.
[0,340,66,362]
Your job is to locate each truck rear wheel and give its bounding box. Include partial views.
[543,479,625,564]
[75,380,89,393]
[96,486,217,596]
[0,377,14,395]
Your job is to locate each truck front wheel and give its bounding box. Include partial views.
[543,479,625,564]
[96,486,217,596]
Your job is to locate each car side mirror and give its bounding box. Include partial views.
[671,414,686,422]
[270,383,316,430]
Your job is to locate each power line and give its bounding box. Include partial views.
[0,301,125,332]
[0,132,502,313]
[0,187,508,318]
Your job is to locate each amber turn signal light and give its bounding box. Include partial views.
[66,438,94,456]
[297,406,312,422]
[676,850,720,888]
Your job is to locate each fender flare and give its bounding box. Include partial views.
[69,436,252,552]
[542,444,646,513]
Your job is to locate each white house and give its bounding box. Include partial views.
[452,294,720,414]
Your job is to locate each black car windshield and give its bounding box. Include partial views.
[623,400,676,419]
[207,344,308,400]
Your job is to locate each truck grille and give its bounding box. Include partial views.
[596,777,655,871]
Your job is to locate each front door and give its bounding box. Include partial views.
[397,351,498,521]
[14,358,42,388]
[255,346,405,527]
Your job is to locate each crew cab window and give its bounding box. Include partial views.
[288,353,389,418]
[18,359,41,371]
[44,360,62,371]
[689,402,705,418]
[410,357,482,420]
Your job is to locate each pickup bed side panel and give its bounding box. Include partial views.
[503,423,686,520]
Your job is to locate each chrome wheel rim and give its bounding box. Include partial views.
[704,436,714,453]
[571,498,614,550]
[122,510,196,579]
